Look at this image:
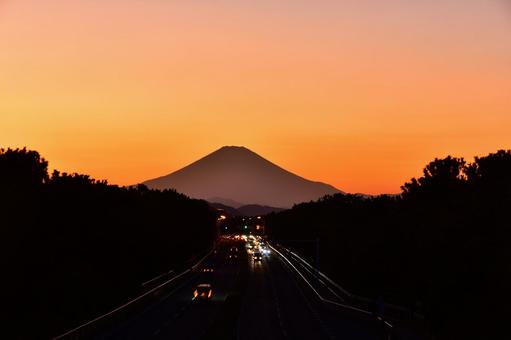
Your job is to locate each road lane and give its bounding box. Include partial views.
[90,237,393,340]
[237,255,287,340]
[266,243,388,340]
[95,240,244,340]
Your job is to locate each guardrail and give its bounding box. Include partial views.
[141,270,174,288]
[285,248,353,298]
[272,243,423,324]
[52,246,215,340]
[269,244,378,317]
[270,243,399,340]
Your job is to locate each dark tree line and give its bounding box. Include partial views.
[267,150,511,339]
[0,148,217,339]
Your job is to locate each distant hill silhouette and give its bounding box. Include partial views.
[207,197,245,208]
[237,204,285,216]
[209,202,241,216]
[209,201,285,216]
[143,146,342,208]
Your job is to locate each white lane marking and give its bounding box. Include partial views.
[53,269,192,339]
[287,249,352,298]
[284,257,336,339]
[284,247,396,328]
[270,245,376,315]
[267,257,289,338]
[53,246,217,339]
[272,244,394,328]
[288,254,345,302]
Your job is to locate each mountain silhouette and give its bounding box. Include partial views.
[207,197,246,208]
[209,201,285,216]
[143,146,342,208]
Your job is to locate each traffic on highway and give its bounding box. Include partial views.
[53,233,402,340]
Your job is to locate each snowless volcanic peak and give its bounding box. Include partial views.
[143,146,342,208]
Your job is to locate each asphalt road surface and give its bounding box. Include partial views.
[90,238,391,340]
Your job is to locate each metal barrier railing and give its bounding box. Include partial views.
[52,246,215,340]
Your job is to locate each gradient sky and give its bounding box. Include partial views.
[1,0,510,194]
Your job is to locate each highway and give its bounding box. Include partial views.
[65,237,393,340]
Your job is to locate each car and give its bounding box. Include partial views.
[202,267,214,273]
[253,251,263,262]
[193,284,213,300]
[228,246,239,259]
[260,247,270,255]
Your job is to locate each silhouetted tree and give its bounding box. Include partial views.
[401,156,466,199]
[0,147,48,190]
[268,151,511,339]
[0,148,217,339]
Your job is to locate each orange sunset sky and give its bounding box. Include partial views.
[1,0,510,194]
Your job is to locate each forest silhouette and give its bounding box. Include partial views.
[0,148,217,338]
[1,148,509,339]
[267,150,511,339]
